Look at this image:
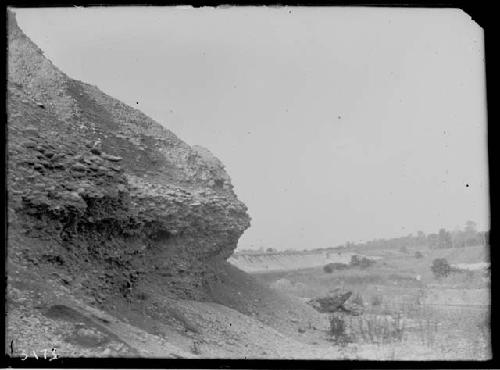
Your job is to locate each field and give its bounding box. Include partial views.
[253,244,490,360]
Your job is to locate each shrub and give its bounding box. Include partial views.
[399,246,409,254]
[323,262,349,273]
[323,264,334,273]
[350,255,375,268]
[328,313,351,346]
[357,313,405,345]
[431,258,451,278]
[414,251,424,259]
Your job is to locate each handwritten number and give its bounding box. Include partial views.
[50,348,58,361]
[15,345,58,360]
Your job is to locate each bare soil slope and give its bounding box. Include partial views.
[6,10,340,360]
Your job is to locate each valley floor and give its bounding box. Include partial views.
[6,242,490,360]
[253,244,490,360]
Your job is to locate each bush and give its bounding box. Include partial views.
[323,264,334,273]
[323,262,349,273]
[399,246,409,254]
[350,255,375,268]
[414,251,424,259]
[357,313,405,345]
[431,258,451,278]
[328,313,351,346]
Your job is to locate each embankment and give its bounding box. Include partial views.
[229,250,381,273]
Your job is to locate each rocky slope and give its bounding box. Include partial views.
[7,10,251,301]
[6,10,334,360]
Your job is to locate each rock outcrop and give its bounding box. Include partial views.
[307,292,353,313]
[7,10,251,302]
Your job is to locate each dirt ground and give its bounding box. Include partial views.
[6,244,490,360]
[7,252,339,359]
[252,244,490,360]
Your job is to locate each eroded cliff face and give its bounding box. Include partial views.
[7,11,251,302]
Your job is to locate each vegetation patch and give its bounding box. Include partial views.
[431,258,452,278]
[323,262,349,273]
[350,255,375,268]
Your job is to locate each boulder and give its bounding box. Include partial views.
[308,291,353,313]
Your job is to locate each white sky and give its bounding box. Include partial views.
[12,6,489,250]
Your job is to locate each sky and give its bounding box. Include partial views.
[12,6,489,251]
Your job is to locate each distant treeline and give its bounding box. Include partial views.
[236,221,489,255]
[331,220,489,251]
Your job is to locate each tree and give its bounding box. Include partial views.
[350,255,375,268]
[465,220,477,234]
[415,230,426,245]
[463,220,480,247]
[438,228,452,249]
[426,233,439,248]
[478,231,489,246]
[431,258,451,278]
